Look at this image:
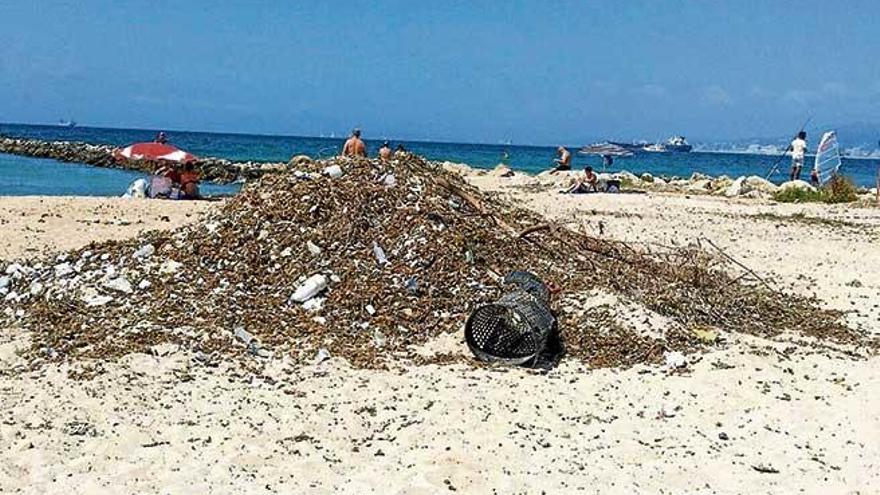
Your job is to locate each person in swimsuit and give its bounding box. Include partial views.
[551,146,571,173]
[179,162,201,199]
[567,166,599,193]
[378,141,392,161]
[341,128,367,157]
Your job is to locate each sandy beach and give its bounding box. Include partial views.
[0,197,217,261]
[1,182,878,494]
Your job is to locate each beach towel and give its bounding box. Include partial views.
[150,176,172,198]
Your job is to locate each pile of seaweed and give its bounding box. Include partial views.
[0,154,864,371]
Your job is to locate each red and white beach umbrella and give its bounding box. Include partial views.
[113,142,196,163]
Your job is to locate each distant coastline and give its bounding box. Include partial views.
[2,122,878,188]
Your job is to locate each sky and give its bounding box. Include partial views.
[1,0,878,144]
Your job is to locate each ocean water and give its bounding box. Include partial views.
[0,153,241,197]
[2,123,878,194]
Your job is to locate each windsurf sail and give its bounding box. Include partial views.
[813,131,842,184]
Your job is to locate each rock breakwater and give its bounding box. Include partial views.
[0,136,285,183]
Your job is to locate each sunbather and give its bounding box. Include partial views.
[551,146,571,173]
[180,163,201,199]
[567,166,599,194]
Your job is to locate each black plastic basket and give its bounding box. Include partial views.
[465,287,556,366]
[503,270,550,304]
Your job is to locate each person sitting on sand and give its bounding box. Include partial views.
[789,131,807,181]
[154,132,168,144]
[378,141,392,161]
[551,146,571,173]
[394,144,407,158]
[341,128,366,158]
[180,163,201,199]
[567,166,599,194]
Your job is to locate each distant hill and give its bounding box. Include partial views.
[696,122,880,158]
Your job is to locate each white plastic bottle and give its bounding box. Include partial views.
[291,274,328,302]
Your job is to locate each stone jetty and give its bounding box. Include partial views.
[0,136,289,183]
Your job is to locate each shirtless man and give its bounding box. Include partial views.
[378,141,392,161]
[551,146,571,173]
[567,165,598,193]
[341,128,366,157]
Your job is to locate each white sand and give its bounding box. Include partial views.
[0,196,218,261]
[1,188,878,494]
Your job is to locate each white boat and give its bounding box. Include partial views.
[643,143,667,153]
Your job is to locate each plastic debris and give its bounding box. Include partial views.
[0,154,859,372]
[306,241,322,256]
[290,274,328,303]
[323,165,344,178]
[372,242,388,265]
[302,297,325,312]
[404,276,419,296]
[54,263,74,278]
[664,351,688,370]
[134,244,156,259]
[102,277,133,294]
[313,348,331,365]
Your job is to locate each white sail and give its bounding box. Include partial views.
[813,131,841,184]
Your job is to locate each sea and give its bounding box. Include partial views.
[1,123,878,196]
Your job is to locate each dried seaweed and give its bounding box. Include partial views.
[0,155,869,372]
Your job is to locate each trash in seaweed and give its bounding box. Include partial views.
[0,154,868,374]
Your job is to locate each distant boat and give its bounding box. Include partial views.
[57,119,77,128]
[609,136,692,153]
[643,143,667,153]
[665,135,693,152]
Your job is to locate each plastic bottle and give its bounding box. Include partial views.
[291,274,328,302]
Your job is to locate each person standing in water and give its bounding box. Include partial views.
[551,146,571,173]
[789,131,808,181]
[341,128,366,157]
[378,141,392,161]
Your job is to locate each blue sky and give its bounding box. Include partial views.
[1,0,878,144]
